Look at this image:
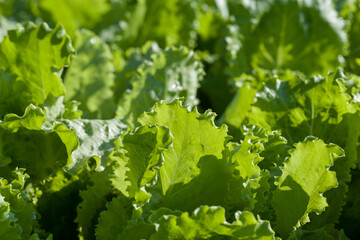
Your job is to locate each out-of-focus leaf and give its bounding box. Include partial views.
[0,16,17,42]
[35,0,112,37]
[113,43,160,103]
[0,0,34,22]
[116,46,204,127]
[111,0,198,49]
[228,0,346,77]
[219,82,257,130]
[347,0,360,74]
[64,29,116,119]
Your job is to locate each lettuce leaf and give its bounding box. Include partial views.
[64,29,116,119]
[116,46,204,127]
[0,22,74,118]
[272,138,343,237]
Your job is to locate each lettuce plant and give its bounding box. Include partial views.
[0,0,360,239]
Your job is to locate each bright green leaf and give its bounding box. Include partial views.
[138,99,229,194]
[0,22,74,118]
[272,138,343,237]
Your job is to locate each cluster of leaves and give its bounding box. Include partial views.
[1,0,360,239]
